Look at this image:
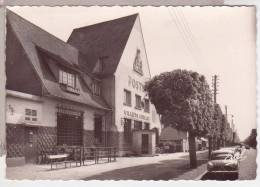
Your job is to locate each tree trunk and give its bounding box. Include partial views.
[188,132,197,168]
[212,136,216,150]
[217,138,221,149]
[208,136,212,159]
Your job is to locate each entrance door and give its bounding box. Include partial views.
[141,134,149,154]
[24,127,38,163]
[94,115,103,144]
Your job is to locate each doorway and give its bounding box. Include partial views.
[57,112,83,146]
[141,134,149,154]
[94,115,103,144]
[124,118,132,144]
[24,127,38,163]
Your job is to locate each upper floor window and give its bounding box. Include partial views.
[92,81,101,96]
[25,108,37,122]
[144,99,150,113]
[124,89,131,106]
[135,94,142,110]
[59,70,76,88]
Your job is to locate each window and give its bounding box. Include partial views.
[135,94,142,109]
[59,70,76,88]
[134,120,142,130]
[92,81,101,96]
[25,108,37,122]
[124,89,131,106]
[144,123,150,130]
[144,99,150,113]
[96,59,104,73]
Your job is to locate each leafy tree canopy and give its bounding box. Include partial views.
[144,69,214,136]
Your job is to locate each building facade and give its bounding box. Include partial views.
[5,10,161,165]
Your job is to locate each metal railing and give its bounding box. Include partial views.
[39,146,118,168]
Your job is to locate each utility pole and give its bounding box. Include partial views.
[231,115,234,131]
[212,75,219,104]
[211,75,220,150]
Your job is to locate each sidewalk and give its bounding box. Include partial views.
[6,150,208,180]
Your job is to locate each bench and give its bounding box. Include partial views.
[47,154,70,170]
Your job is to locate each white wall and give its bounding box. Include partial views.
[6,91,106,131]
[132,130,156,155]
[114,15,161,132]
[6,95,43,126]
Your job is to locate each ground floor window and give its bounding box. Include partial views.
[57,111,83,146]
[144,122,150,130]
[134,120,142,130]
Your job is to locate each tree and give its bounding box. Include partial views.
[213,104,223,149]
[144,70,214,168]
[244,129,257,148]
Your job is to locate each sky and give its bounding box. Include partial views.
[9,6,256,140]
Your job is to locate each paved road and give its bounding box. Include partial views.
[84,151,209,180]
[200,148,256,180]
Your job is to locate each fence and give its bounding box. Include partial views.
[38,146,118,169]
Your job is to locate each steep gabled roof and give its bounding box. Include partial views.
[67,14,138,76]
[6,10,110,110]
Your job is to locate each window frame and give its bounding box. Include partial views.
[124,89,132,107]
[25,108,37,122]
[144,122,150,130]
[134,120,142,130]
[135,94,142,110]
[59,70,76,88]
[92,81,101,96]
[144,99,150,113]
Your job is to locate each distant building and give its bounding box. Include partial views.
[5,10,161,166]
[160,127,189,152]
[160,127,208,152]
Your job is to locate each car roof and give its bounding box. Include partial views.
[220,147,236,151]
[212,149,234,154]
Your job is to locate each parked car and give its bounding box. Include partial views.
[245,145,250,149]
[207,149,239,179]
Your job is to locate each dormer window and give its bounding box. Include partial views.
[92,81,101,96]
[59,70,76,88]
[59,70,80,94]
[93,56,108,74]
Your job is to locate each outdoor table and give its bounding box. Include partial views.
[47,153,70,170]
